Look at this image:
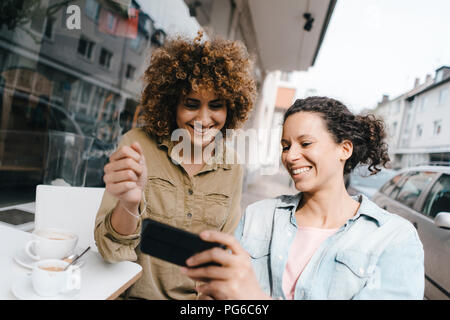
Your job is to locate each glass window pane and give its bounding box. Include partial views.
[0,0,150,204]
[395,171,437,209]
[85,0,100,21]
[380,173,404,197]
[422,174,450,218]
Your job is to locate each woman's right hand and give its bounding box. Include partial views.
[103,142,147,208]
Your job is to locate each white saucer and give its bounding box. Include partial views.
[13,247,85,270]
[11,275,80,300]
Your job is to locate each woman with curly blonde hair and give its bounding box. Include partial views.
[94,32,257,300]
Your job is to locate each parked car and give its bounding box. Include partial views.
[371,164,450,300]
[346,166,397,199]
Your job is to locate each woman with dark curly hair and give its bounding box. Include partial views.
[94,32,256,300]
[183,96,425,300]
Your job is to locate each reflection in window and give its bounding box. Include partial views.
[81,82,92,105]
[126,64,135,80]
[107,12,116,31]
[30,13,46,33]
[44,17,55,39]
[99,48,113,69]
[77,37,95,60]
[130,34,142,51]
[380,173,405,197]
[422,174,450,218]
[85,0,100,22]
[0,0,155,205]
[395,171,437,209]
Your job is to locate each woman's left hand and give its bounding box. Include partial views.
[181,230,272,300]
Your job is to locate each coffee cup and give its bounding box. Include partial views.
[25,228,78,260]
[31,259,81,297]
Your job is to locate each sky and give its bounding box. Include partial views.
[139,0,200,39]
[139,0,450,113]
[295,0,450,112]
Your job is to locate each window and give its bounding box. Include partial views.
[77,37,95,59]
[44,17,55,39]
[436,70,444,82]
[395,171,437,209]
[107,12,116,31]
[129,34,142,51]
[391,122,398,137]
[380,173,405,197]
[30,13,46,33]
[80,82,92,104]
[145,19,152,33]
[433,120,442,136]
[419,97,428,112]
[422,174,450,218]
[395,100,401,114]
[99,48,113,69]
[416,124,423,138]
[439,88,448,105]
[125,64,135,80]
[85,0,100,22]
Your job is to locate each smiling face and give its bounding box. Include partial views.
[281,111,352,193]
[176,86,227,149]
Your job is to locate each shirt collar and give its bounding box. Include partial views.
[276,193,302,209]
[276,192,388,226]
[351,194,388,226]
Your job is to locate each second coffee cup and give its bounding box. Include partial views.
[25,228,78,260]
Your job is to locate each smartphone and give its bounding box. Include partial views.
[140,218,226,267]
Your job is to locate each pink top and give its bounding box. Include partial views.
[282,226,338,299]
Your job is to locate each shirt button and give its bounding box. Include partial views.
[188,189,193,195]
[359,267,365,275]
[299,290,305,298]
[278,255,283,260]
[187,213,192,218]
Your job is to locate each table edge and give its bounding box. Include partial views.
[106,268,143,300]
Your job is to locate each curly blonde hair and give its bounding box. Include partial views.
[140,32,257,138]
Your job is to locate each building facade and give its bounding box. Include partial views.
[373,66,450,168]
[184,0,337,183]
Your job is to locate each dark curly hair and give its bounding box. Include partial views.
[140,31,257,138]
[283,97,390,175]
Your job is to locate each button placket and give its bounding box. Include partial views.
[185,178,194,223]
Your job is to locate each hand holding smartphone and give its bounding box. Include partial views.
[140,219,226,267]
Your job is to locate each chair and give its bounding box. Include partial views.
[34,184,105,252]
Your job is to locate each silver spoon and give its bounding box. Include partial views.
[64,246,90,271]
[64,253,78,263]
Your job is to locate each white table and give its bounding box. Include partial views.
[0,224,142,300]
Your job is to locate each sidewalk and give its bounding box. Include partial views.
[241,168,298,210]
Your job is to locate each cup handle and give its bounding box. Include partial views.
[62,266,81,293]
[25,240,40,260]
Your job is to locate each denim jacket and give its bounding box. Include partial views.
[234,193,425,300]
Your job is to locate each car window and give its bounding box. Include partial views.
[422,174,450,218]
[380,173,405,196]
[395,171,437,209]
